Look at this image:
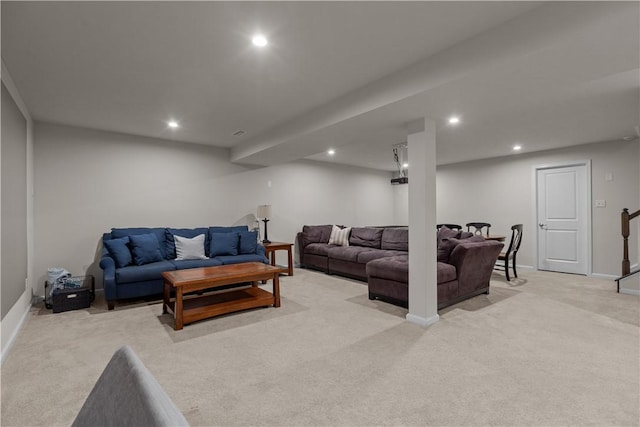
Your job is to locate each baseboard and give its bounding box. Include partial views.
[591,273,618,280]
[406,313,439,327]
[619,288,640,296]
[496,264,534,271]
[1,290,32,365]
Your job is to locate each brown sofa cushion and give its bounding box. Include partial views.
[381,228,408,251]
[365,255,408,282]
[357,250,406,264]
[437,262,457,283]
[302,225,333,247]
[305,243,334,256]
[349,227,383,249]
[327,246,373,262]
[437,226,459,247]
[438,235,485,263]
[458,231,474,239]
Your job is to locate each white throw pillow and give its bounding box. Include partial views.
[174,234,208,260]
[328,225,351,246]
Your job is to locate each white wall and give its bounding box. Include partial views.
[33,122,396,293]
[392,184,409,226]
[1,62,35,363]
[432,140,639,277]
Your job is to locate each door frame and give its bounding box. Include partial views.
[532,160,592,275]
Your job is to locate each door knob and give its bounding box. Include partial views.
[539,223,547,229]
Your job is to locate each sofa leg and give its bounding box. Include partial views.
[107,301,115,311]
[368,292,375,300]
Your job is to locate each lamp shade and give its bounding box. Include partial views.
[257,204,272,219]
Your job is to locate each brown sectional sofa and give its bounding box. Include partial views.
[297,225,408,280]
[298,225,503,310]
[366,239,503,309]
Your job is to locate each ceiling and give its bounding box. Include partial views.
[2,1,639,171]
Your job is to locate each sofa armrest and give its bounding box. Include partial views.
[256,244,269,263]
[99,254,117,301]
[296,232,305,265]
[448,241,503,296]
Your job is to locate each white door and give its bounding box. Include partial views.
[536,163,589,274]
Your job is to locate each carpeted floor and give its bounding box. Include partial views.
[1,269,639,426]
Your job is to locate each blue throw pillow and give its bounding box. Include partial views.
[238,231,258,254]
[129,233,163,266]
[210,232,239,257]
[111,228,168,259]
[104,236,132,268]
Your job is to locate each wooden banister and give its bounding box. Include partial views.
[621,208,640,276]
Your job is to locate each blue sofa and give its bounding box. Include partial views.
[100,226,267,310]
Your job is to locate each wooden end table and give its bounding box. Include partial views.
[162,263,281,330]
[263,242,294,276]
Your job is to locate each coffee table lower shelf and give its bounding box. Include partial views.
[165,287,275,326]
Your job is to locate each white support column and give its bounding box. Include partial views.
[406,118,439,327]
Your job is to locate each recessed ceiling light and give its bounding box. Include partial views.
[327,149,336,155]
[167,120,179,129]
[448,116,460,125]
[252,34,268,47]
[402,163,409,168]
[513,144,522,151]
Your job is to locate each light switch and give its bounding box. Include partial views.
[595,200,606,208]
[605,173,613,182]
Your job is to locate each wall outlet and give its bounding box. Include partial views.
[595,199,606,208]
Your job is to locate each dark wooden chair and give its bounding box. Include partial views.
[437,223,462,231]
[466,222,491,236]
[495,224,523,281]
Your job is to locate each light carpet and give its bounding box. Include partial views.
[1,269,638,426]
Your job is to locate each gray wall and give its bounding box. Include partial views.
[31,122,640,294]
[434,140,639,276]
[33,122,396,293]
[392,184,409,226]
[1,82,28,319]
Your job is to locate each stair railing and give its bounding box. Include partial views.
[621,208,640,276]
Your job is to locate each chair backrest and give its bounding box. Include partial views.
[506,224,523,256]
[437,223,462,231]
[466,222,491,236]
[72,345,190,427]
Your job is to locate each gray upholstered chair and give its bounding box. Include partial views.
[72,345,189,427]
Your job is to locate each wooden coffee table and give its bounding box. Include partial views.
[162,263,281,330]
